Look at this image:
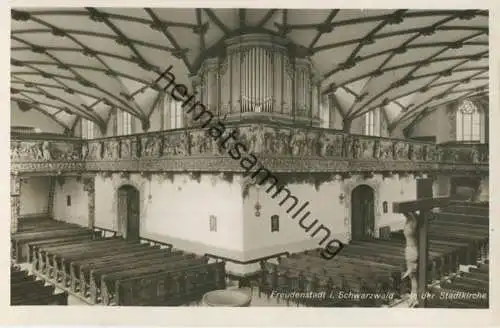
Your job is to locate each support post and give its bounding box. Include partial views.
[417,212,429,307]
[10,175,21,233]
[83,176,96,229]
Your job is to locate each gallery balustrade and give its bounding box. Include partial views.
[10,123,488,174]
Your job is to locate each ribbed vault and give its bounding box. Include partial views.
[10,8,489,133]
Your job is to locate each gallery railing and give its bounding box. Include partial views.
[10,123,489,174]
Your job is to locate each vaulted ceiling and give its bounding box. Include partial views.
[11,8,489,133]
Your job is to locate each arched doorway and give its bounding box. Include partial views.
[351,185,375,241]
[117,185,140,241]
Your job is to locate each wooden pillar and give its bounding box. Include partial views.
[47,176,56,218]
[10,175,21,233]
[83,176,96,229]
[417,212,429,307]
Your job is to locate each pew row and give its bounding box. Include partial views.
[426,263,489,308]
[259,202,489,307]
[11,266,68,305]
[29,236,226,306]
[11,219,96,263]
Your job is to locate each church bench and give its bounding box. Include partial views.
[12,226,87,240]
[36,237,123,276]
[34,237,120,270]
[10,267,68,306]
[114,261,226,306]
[12,228,92,263]
[276,256,395,296]
[331,245,407,268]
[260,262,389,307]
[443,205,489,216]
[465,271,489,282]
[28,234,93,263]
[425,239,472,266]
[280,256,396,294]
[431,220,489,233]
[12,226,90,246]
[363,238,462,278]
[281,262,389,295]
[427,227,488,262]
[11,290,68,306]
[11,269,38,283]
[11,285,55,305]
[11,278,46,294]
[70,246,174,288]
[425,259,489,308]
[17,218,62,231]
[99,256,209,305]
[435,213,488,225]
[443,277,488,291]
[55,242,155,283]
[76,248,182,295]
[49,241,149,281]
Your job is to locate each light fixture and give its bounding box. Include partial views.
[255,184,262,217]
[339,193,345,203]
[254,202,261,217]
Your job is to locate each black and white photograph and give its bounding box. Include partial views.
[6,3,495,325]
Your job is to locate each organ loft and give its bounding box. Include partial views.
[10,8,489,308]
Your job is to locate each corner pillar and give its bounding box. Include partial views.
[83,176,96,229]
[10,175,21,233]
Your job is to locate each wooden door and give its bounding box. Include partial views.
[351,185,375,240]
[126,187,140,241]
[117,188,128,237]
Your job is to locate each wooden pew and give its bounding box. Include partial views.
[115,261,226,306]
[435,212,488,226]
[76,248,182,296]
[35,237,122,276]
[28,234,93,263]
[260,261,384,307]
[54,242,156,284]
[279,256,393,297]
[100,255,208,305]
[261,254,398,307]
[10,267,68,305]
[444,204,489,216]
[44,238,132,279]
[12,227,93,263]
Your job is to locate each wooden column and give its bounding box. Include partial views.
[46,176,56,218]
[10,175,21,233]
[83,176,96,229]
[393,197,450,307]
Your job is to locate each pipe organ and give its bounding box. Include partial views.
[190,34,322,127]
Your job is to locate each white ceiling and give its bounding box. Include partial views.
[10,8,489,132]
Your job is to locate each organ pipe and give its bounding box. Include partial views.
[193,34,321,126]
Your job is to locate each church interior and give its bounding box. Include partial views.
[10,8,489,308]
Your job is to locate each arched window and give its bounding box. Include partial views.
[117,110,132,135]
[363,108,381,136]
[81,119,96,139]
[161,95,184,130]
[170,98,184,129]
[456,100,480,142]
